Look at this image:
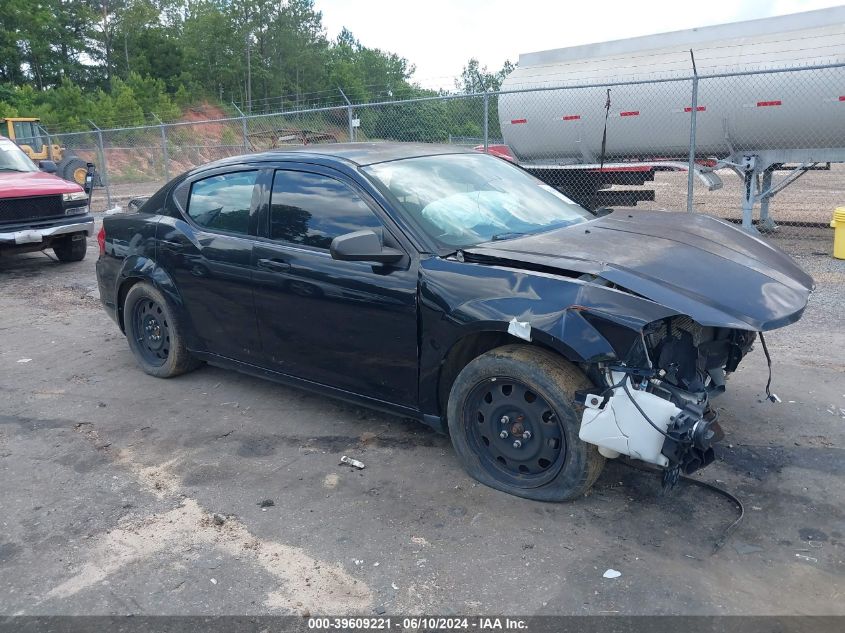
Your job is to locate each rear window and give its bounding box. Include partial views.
[187,171,258,235]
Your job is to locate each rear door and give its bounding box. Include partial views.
[251,165,419,406]
[156,167,263,362]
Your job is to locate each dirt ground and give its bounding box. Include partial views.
[0,224,843,616]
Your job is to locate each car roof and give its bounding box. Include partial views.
[194,143,476,175]
[259,142,474,166]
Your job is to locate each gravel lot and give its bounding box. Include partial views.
[0,224,843,617]
[634,164,845,226]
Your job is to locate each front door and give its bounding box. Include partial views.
[251,167,418,407]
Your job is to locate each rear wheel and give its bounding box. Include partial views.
[124,282,201,378]
[52,232,87,262]
[447,345,604,501]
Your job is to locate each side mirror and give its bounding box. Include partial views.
[39,160,57,174]
[330,229,404,264]
[594,207,613,217]
[84,163,96,194]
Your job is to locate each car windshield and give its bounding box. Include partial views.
[364,153,591,249]
[0,137,38,172]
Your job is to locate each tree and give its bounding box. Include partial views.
[0,0,433,136]
[109,78,144,126]
[125,72,180,121]
[457,58,515,94]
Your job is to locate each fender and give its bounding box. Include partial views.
[113,255,204,352]
[418,256,680,416]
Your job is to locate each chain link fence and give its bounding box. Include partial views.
[44,63,844,241]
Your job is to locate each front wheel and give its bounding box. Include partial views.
[124,282,201,378]
[52,233,87,262]
[447,345,604,501]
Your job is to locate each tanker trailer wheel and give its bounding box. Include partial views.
[446,345,605,501]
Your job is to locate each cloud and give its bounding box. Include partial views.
[315,0,844,89]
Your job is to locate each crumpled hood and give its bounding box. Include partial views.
[464,210,814,331]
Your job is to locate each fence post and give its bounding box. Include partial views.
[338,88,354,142]
[88,120,112,209]
[686,50,699,214]
[483,93,490,151]
[153,114,170,182]
[38,123,55,162]
[231,102,249,151]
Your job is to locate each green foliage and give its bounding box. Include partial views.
[0,100,18,118]
[125,73,180,121]
[110,79,145,127]
[173,84,193,109]
[457,58,515,93]
[0,73,177,131]
[220,126,239,146]
[0,0,515,146]
[367,100,450,143]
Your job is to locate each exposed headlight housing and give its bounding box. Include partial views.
[62,191,88,202]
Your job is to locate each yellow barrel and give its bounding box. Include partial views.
[834,207,845,260]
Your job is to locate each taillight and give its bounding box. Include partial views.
[97,225,106,256]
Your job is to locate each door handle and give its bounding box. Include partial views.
[258,258,291,272]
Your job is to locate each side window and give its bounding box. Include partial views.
[270,170,383,249]
[187,171,258,235]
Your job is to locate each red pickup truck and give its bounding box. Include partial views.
[0,135,94,261]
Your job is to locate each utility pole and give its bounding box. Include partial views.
[245,31,252,114]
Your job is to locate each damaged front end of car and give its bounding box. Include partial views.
[576,315,758,488]
[448,215,815,490]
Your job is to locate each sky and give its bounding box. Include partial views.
[314,0,844,89]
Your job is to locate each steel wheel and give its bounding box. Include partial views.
[132,298,171,366]
[448,345,605,501]
[464,376,566,488]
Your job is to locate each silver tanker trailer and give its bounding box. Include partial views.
[498,6,845,230]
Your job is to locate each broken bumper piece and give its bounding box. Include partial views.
[579,373,720,483]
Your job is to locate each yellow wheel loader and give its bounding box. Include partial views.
[1,117,92,186]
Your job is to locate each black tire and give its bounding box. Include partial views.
[124,282,201,378]
[52,232,87,262]
[447,344,605,501]
[59,156,88,186]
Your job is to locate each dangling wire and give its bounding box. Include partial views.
[759,332,779,402]
[620,459,745,554]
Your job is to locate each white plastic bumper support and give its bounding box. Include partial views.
[579,375,682,467]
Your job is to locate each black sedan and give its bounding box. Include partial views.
[96,143,813,501]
